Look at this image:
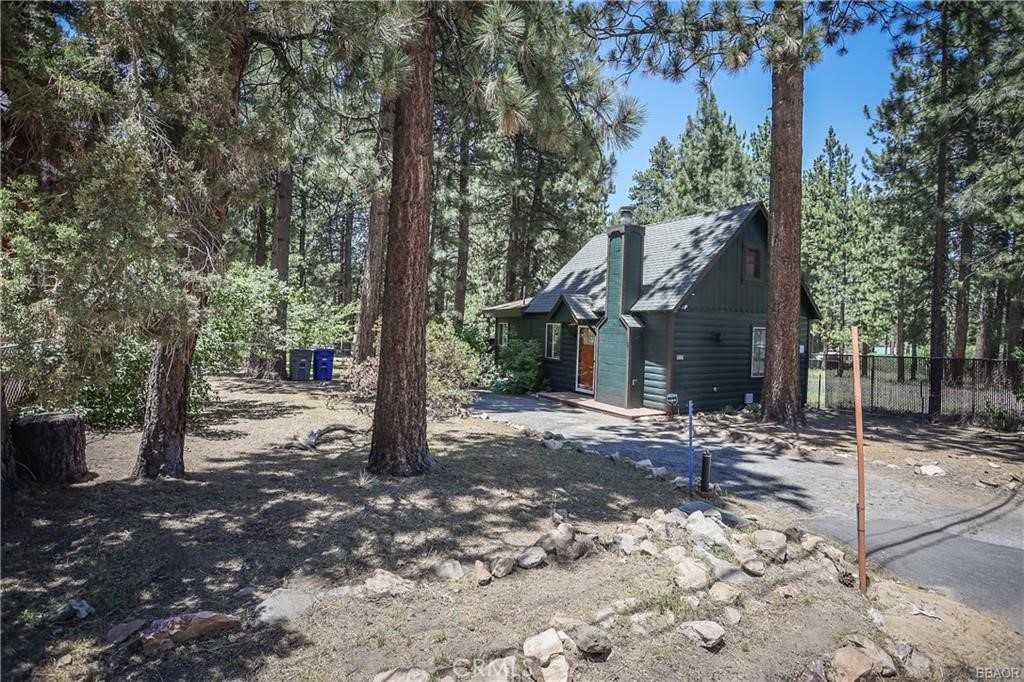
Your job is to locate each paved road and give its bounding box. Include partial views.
[471,391,1024,633]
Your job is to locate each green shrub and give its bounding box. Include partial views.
[492,336,543,394]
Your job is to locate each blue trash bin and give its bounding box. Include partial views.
[313,348,335,381]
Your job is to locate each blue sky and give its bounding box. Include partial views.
[607,24,897,209]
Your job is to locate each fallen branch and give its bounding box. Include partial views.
[289,423,369,451]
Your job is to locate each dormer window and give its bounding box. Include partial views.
[743,246,762,281]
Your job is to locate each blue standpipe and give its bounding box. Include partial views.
[687,399,694,495]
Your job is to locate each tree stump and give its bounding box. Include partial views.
[11,413,88,484]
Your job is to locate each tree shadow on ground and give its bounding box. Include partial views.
[0,392,691,681]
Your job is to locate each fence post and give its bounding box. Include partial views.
[818,372,823,409]
[870,356,876,412]
[971,360,976,419]
[919,381,925,416]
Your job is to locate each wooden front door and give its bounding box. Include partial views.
[576,326,596,394]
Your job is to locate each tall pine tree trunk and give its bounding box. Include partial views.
[298,187,307,289]
[762,1,804,425]
[254,205,268,267]
[353,98,396,362]
[951,222,973,382]
[340,206,354,305]
[134,18,248,479]
[927,1,950,421]
[454,127,472,326]
[517,154,545,296]
[272,166,294,333]
[504,133,526,301]
[368,6,437,476]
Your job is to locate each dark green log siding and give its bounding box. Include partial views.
[641,313,670,409]
[596,235,626,406]
[495,316,578,392]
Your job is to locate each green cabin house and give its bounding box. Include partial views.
[483,202,820,412]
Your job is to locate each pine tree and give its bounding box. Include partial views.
[629,136,674,224]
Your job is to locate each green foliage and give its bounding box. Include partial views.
[287,294,358,349]
[425,320,483,416]
[492,336,543,394]
[202,264,286,371]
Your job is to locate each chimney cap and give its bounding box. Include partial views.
[619,205,635,225]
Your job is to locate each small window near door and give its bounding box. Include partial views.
[743,247,763,281]
[545,323,561,360]
[751,326,766,377]
[497,322,509,347]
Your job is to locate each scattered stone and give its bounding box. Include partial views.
[254,589,319,626]
[542,438,563,450]
[917,464,945,477]
[685,511,731,549]
[683,595,700,609]
[638,518,669,540]
[550,615,585,631]
[432,559,465,582]
[523,628,563,666]
[648,466,669,480]
[830,646,876,682]
[801,535,824,553]
[558,536,593,561]
[517,546,547,569]
[542,431,556,440]
[638,539,661,557]
[629,610,676,635]
[904,649,933,678]
[104,619,148,645]
[590,607,616,628]
[49,599,95,623]
[490,557,515,579]
[741,558,765,577]
[678,501,753,529]
[773,584,798,600]
[468,656,516,682]
[139,611,241,655]
[846,633,897,677]
[360,569,416,599]
[692,547,749,584]
[672,476,688,489]
[709,582,742,605]
[616,533,637,556]
[573,624,611,656]
[622,523,650,541]
[633,459,654,470]
[663,546,689,563]
[673,557,711,591]
[373,667,430,682]
[796,659,828,682]
[679,620,725,649]
[527,651,573,682]
[474,560,492,586]
[537,523,576,554]
[752,529,788,562]
[723,606,742,625]
[660,510,689,527]
[783,527,804,543]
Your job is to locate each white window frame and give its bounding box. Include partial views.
[497,322,509,347]
[544,323,562,360]
[751,326,766,378]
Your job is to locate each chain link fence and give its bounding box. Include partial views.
[810,354,1023,427]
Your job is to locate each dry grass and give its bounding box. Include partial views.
[2,377,1021,681]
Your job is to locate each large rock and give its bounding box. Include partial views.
[801,535,824,552]
[753,529,788,562]
[523,628,563,666]
[845,634,896,677]
[708,582,742,605]
[678,501,752,529]
[49,599,95,622]
[474,560,492,585]
[673,557,711,591]
[254,588,319,626]
[692,547,749,584]
[663,546,689,563]
[680,620,725,649]
[558,536,593,561]
[659,510,689,527]
[516,546,547,569]
[360,569,415,599]
[638,539,661,557]
[536,523,575,554]
[373,668,430,682]
[490,557,515,579]
[573,625,611,656]
[633,459,654,471]
[904,650,933,679]
[616,533,637,556]
[139,611,241,655]
[432,559,465,581]
[797,659,828,682]
[830,646,878,682]
[685,511,730,549]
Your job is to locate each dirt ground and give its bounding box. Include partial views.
[2,378,1021,681]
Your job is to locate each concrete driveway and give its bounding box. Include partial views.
[471,391,1024,633]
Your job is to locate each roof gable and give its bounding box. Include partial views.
[525,202,763,314]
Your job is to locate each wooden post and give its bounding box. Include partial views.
[850,326,868,594]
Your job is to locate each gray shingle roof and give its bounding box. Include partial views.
[559,293,601,321]
[525,202,763,315]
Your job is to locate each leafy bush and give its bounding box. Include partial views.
[348,320,484,417]
[288,294,358,349]
[492,336,543,394]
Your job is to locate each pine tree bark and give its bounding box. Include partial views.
[928,1,950,422]
[340,206,354,305]
[951,222,973,382]
[254,205,268,267]
[272,166,294,333]
[298,187,307,289]
[368,6,437,476]
[454,128,472,326]
[134,15,248,479]
[517,154,545,296]
[13,413,87,483]
[354,98,396,362]
[762,2,804,426]
[504,133,526,301]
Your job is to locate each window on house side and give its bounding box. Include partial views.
[743,247,762,281]
[751,326,766,378]
[545,323,561,360]
[497,322,509,347]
